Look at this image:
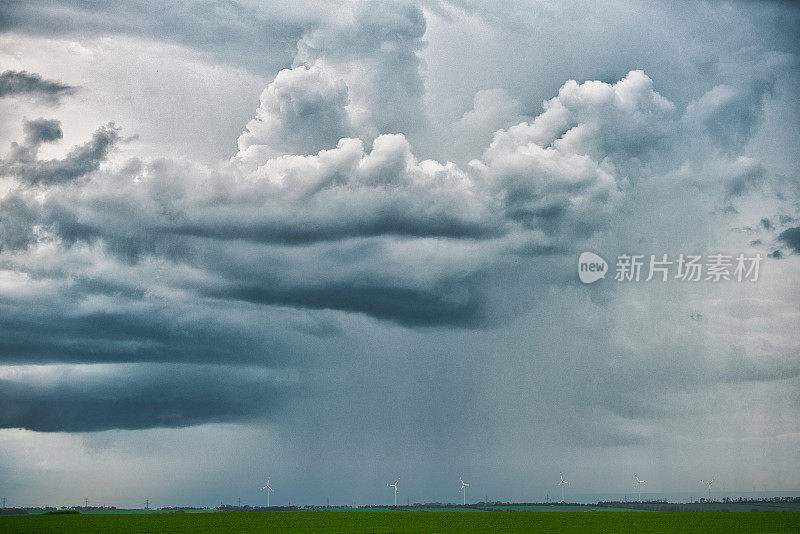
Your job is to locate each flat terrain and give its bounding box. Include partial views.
[2,511,799,533]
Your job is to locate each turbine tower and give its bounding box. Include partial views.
[387,478,399,507]
[633,473,646,502]
[557,473,570,503]
[700,478,714,500]
[459,477,471,505]
[261,476,274,507]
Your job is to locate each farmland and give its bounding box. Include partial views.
[2,510,799,533]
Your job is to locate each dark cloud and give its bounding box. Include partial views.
[1,118,64,170]
[778,226,800,253]
[0,121,123,186]
[0,364,295,431]
[23,118,63,145]
[0,269,339,368]
[0,1,305,74]
[0,70,76,103]
[169,210,503,244]
[0,307,270,366]
[208,275,487,328]
[0,192,40,252]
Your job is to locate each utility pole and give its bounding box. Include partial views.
[238,497,241,507]
[84,497,89,507]
[2,496,6,508]
[144,498,150,510]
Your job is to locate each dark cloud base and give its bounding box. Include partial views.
[0,70,76,102]
[0,365,294,432]
[210,277,488,328]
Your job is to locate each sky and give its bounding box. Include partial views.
[0,0,799,508]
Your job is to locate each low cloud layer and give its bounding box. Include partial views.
[0,364,296,431]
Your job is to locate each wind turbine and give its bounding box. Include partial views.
[557,473,570,503]
[459,477,471,505]
[633,473,646,502]
[260,476,274,507]
[700,478,714,500]
[387,478,399,507]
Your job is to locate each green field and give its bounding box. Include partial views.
[2,511,799,533]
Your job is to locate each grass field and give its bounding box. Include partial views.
[2,511,799,533]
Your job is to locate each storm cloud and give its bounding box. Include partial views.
[0,364,297,431]
[0,62,792,428]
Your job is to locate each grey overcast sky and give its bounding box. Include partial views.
[0,0,798,508]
